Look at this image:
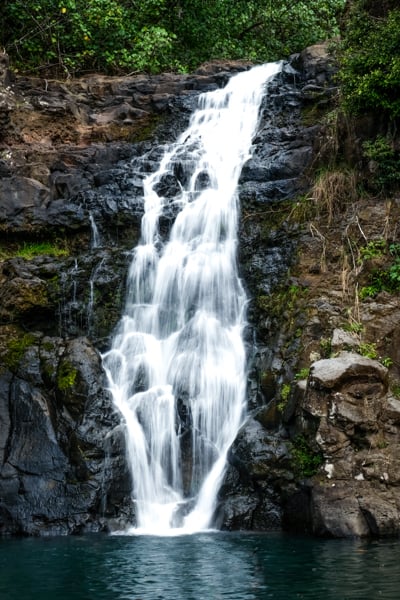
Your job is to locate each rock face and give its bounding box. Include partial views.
[220,349,400,538]
[285,352,400,537]
[218,44,400,538]
[0,59,263,536]
[1,45,399,538]
[0,331,133,535]
[282,352,400,538]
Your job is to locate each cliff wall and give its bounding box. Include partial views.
[1,46,400,537]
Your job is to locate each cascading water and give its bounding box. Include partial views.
[102,62,282,535]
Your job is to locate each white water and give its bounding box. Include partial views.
[87,258,104,334]
[102,62,282,535]
[89,212,101,248]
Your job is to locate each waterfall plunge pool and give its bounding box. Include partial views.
[4,63,398,600]
[1,532,399,599]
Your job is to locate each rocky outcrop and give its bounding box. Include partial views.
[0,59,251,237]
[218,45,400,538]
[0,58,261,536]
[0,331,132,535]
[220,350,400,538]
[2,44,399,538]
[282,352,400,538]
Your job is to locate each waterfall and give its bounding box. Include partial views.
[87,257,105,335]
[102,62,282,535]
[89,211,101,249]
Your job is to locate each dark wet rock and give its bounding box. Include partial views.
[0,61,251,238]
[2,48,373,538]
[281,352,400,538]
[218,418,292,531]
[292,43,338,87]
[0,330,133,536]
[218,45,345,532]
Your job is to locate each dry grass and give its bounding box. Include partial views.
[311,169,358,225]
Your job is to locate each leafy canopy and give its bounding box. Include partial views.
[337,0,400,118]
[1,0,345,75]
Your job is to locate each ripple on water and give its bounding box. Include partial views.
[0,533,399,600]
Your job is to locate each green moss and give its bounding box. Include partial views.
[256,295,270,312]
[41,341,55,352]
[287,195,317,224]
[256,283,307,318]
[17,242,69,260]
[42,362,56,381]
[301,103,326,126]
[133,115,163,142]
[0,241,69,261]
[277,383,291,412]
[57,360,78,391]
[4,333,36,370]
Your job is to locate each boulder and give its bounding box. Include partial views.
[283,352,400,537]
[0,332,133,536]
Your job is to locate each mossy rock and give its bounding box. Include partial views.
[57,360,78,391]
[0,326,37,373]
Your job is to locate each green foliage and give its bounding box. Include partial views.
[290,434,323,478]
[343,320,364,334]
[359,284,381,300]
[4,333,36,370]
[256,282,308,317]
[337,4,400,118]
[295,367,310,380]
[362,136,400,193]
[57,360,77,390]
[391,383,400,398]
[359,239,386,261]
[356,341,392,367]
[381,356,393,368]
[388,244,400,287]
[0,240,68,260]
[131,26,177,74]
[1,0,175,74]
[319,337,332,358]
[277,383,291,412]
[288,195,317,224]
[16,242,69,260]
[170,0,345,67]
[357,342,378,360]
[1,0,346,75]
[358,239,400,298]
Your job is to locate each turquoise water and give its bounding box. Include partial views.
[0,532,399,599]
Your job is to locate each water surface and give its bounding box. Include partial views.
[0,532,399,599]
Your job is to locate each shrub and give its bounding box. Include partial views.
[362,136,400,193]
[2,0,346,75]
[290,435,324,477]
[358,240,400,297]
[337,4,400,119]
